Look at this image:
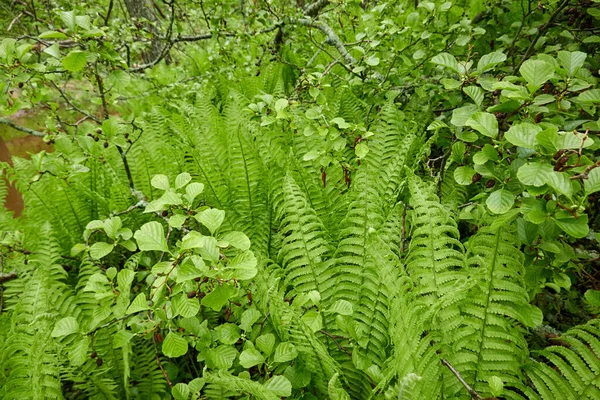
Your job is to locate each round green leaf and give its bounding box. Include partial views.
[62,50,88,72]
[162,332,188,358]
[89,242,115,260]
[519,59,554,88]
[172,383,190,400]
[454,166,476,185]
[273,342,298,363]
[239,347,265,368]
[505,123,541,149]
[517,163,553,187]
[134,221,168,252]
[486,189,515,214]
[195,208,225,234]
[264,375,292,397]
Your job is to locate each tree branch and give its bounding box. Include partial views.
[0,271,18,284]
[0,117,45,137]
[514,0,571,72]
[293,17,356,65]
[304,0,330,17]
[441,359,483,400]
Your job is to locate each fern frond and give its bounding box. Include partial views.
[524,319,600,399]
[275,174,335,300]
[451,224,534,397]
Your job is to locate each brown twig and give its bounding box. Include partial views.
[514,0,571,72]
[320,329,352,358]
[153,334,173,387]
[570,160,600,181]
[0,271,18,284]
[441,359,483,400]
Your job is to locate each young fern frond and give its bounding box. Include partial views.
[524,319,600,399]
[406,174,466,329]
[451,224,538,397]
[275,174,335,301]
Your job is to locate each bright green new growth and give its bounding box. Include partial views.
[1,1,600,399]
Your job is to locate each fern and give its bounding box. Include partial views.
[524,319,600,399]
[451,224,538,397]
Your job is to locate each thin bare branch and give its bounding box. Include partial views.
[0,117,45,137]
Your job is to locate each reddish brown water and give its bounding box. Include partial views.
[1,115,52,217]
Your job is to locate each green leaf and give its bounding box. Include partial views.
[585,290,600,307]
[486,189,515,214]
[126,293,150,314]
[69,336,90,367]
[463,86,484,107]
[355,142,369,159]
[39,31,68,39]
[176,256,206,282]
[117,269,135,295]
[169,214,187,229]
[151,174,170,190]
[557,51,586,76]
[240,308,262,331]
[465,112,498,138]
[220,231,251,251]
[577,89,600,105]
[477,51,506,73]
[172,294,200,318]
[51,317,79,337]
[103,217,122,240]
[547,171,573,198]
[239,347,265,368]
[222,250,257,280]
[62,50,88,72]
[60,11,76,31]
[488,376,504,397]
[273,342,298,363]
[175,172,192,189]
[201,284,236,311]
[172,383,190,400]
[195,209,225,234]
[184,182,204,203]
[519,59,554,88]
[90,242,114,260]
[206,345,238,369]
[264,376,292,397]
[331,117,350,129]
[216,323,241,345]
[162,332,188,358]
[454,166,476,185]
[326,300,353,316]
[134,222,168,252]
[431,52,460,73]
[504,123,541,148]
[555,211,589,238]
[180,231,205,250]
[451,104,478,127]
[585,168,600,195]
[517,163,553,187]
[189,378,206,393]
[113,329,135,349]
[256,333,276,356]
[365,55,380,66]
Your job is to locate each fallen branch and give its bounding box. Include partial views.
[0,117,45,137]
[0,271,18,284]
[441,359,482,400]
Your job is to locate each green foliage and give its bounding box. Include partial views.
[1,0,600,399]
